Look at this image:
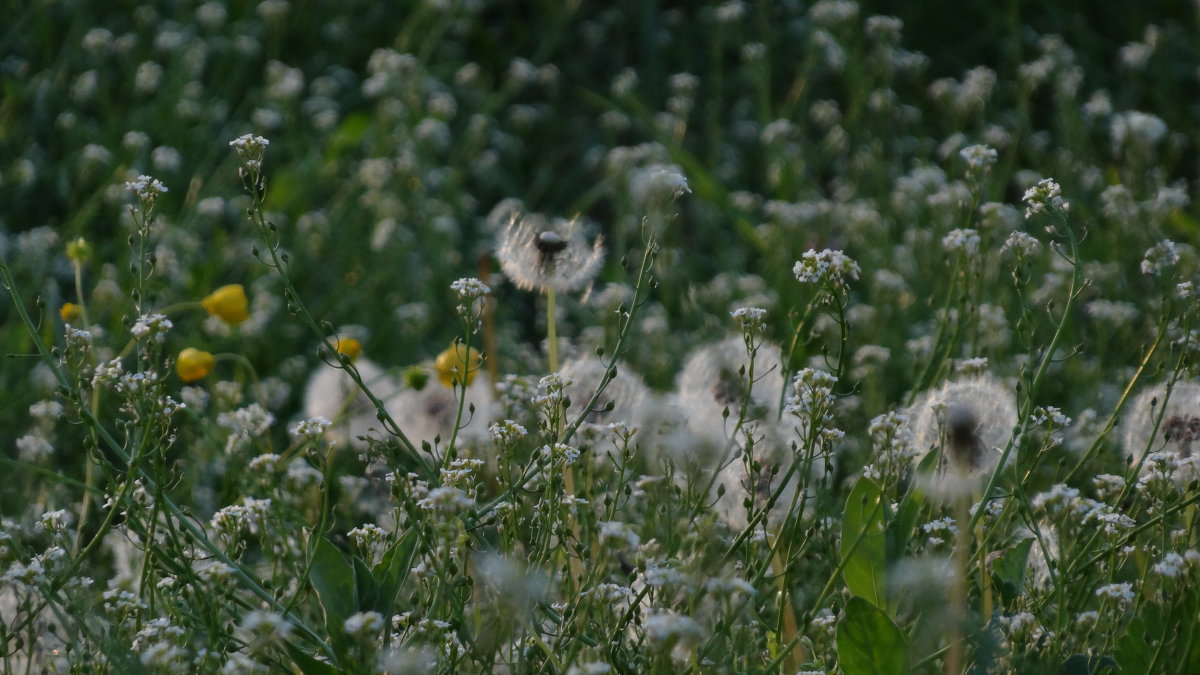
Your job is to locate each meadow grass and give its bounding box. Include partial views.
[2,1,1200,673]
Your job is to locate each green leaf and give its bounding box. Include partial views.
[837,596,910,675]
[1062,654,1118,674]
[310,537,358,632]
[989,537,1034,607]
[889,485,925,561]
[353,555,378,612]
[286,642,342,675]
[374,530,420,614]
[841,477,890,610]
[325,112,371,160]
[1115,614,1153,673]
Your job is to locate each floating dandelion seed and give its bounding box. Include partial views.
[495,214,604,293]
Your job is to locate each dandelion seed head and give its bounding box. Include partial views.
[496,214,604,293]
[1118,381,1200,470]
[909,376,1018,497]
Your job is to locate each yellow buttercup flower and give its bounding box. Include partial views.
[176,348,215,382]
[202,284,249,324]
[334,336,362,362]
[434,342,482,388]
[60,302,82,322]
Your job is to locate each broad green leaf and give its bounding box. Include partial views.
[374,530,420,614]
[990,537,1034,607]
[841,477,890,609]
[310,537,357,632]
[889,485,925,561]
[1115,614,1153,673]
[837,596,910,675]
[353,555,378,613]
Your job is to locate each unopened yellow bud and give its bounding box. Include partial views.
[202,284,249,324]
[60,302,82,323]
[66,237,92,263]
[334,336,362,362]
[176,348,215,382]
[434,342,482,388]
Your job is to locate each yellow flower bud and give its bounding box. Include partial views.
[334,336,362,362]
[176,348,215,382]
[202,284,249,324]
[60,302,82,323]
[66,237,92,263]
[434,342,482,388]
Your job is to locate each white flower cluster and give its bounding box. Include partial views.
[228,134,270,154]
[65,324,94,349]
[942,228,980,255]
[532,373,574,407]
[217,403,275,450]
[91,358,124,388]
[729,306,767,332]
[289,416,331,440]
[869,410,914,457]
[1140,239,1180,276]
[539,442,581,466]
[1094,582,1135,604]
[598,520,640,551]
[959,144,998,170]
[645,611,703,644]
[784,368,838,423]
[1000,231,1042,258]
[1152,551,1200,579]
[1021,178,1069,219]
[343,610,384,637]
[115,370,160,396]
[441,458,484,490]
[792,249,861,288]
[130,313,173,342]
[450,277,491,301]
[488,419,528,444]
[210,497,273,541]
[1030,406,1072,428]
[124,174,168,201]
[416,486,475,516]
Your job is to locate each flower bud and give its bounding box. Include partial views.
[176,348,215,382]
[202,284,249,324]
[434,343,482,388]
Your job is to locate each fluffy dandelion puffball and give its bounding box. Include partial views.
[676,336,787,449]
[561,354,651,435]
[908,376,1018,494]
[303,358,399,447]
[495,214,604,293]
[1122,381,1200,463]
[387,372,495,452]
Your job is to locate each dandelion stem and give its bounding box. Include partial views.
[546,286,559,373]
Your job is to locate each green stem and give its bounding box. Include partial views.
[968,213,1082,532]
[546,286,559,373]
